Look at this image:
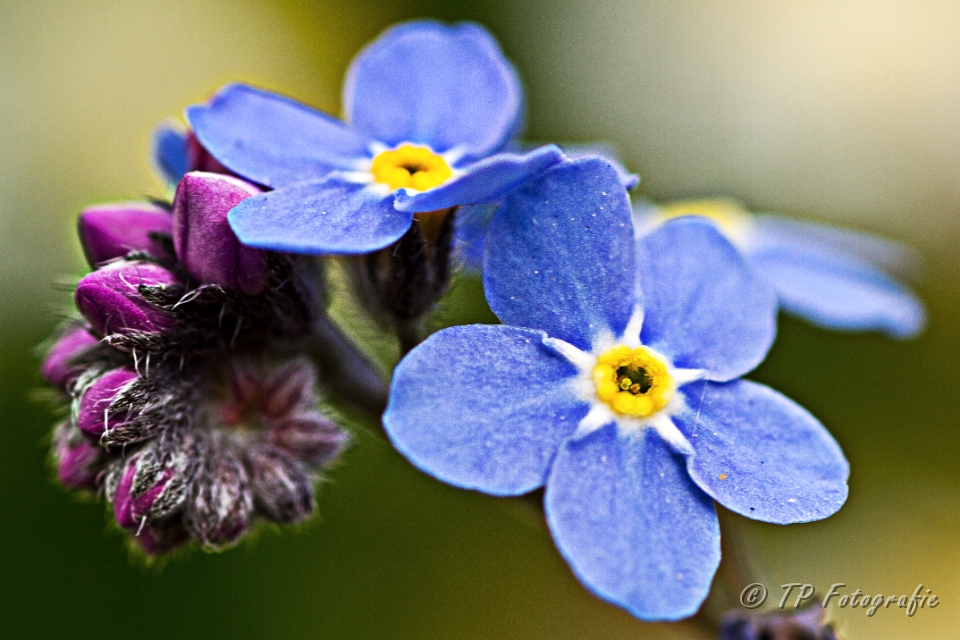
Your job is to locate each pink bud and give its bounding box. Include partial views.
[78,202,172,266]
[75,261,178,336]
[76,367,139,440]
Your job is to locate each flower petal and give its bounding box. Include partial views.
[484,157,637,351]
[344,21,522,160]
[751,214,921,278]
[545,426,720,621]
[452,204,497,273]
[383,324,587,496]
[227,178,412,254]
[152,121,189,186]
[187,83,373,188]
[637,218,777,381]
[393,145,565,212]
[675,379,849,524]
[745,219,925,338]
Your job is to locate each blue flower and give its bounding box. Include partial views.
[151,120,189,187]
[635,199,925,338]
[383,158,849,621]
[185,21,565,255]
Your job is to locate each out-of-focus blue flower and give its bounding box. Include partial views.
[185,21,565,255]
[383,158,849,621]
[634,199,925,338]
[152,120,190,186]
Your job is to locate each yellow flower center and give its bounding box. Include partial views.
[592,345,674,417]
[659,198,751,237]
[370,144,453,192]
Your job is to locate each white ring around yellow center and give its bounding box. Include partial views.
[370,144,453,192]
[592,344,675,418]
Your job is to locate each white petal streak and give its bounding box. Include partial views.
[649,413,694,455]
[575,404,616,438]
[543,336,594,371]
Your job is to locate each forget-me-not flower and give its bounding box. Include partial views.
[185,20,565,254]
[635,199,925,338]
[383,158,849,620]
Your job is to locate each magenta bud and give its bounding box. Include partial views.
[78,202,173,266]
[53,425,107,490]
[76,367,139,439]
[41,324,99,389]
[75,261,178,336]
[172,172,269,295]
[112,442,191,529]
[270,414,349,467]
[134,521,190,555]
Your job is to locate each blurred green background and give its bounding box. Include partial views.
[1,1,957,638]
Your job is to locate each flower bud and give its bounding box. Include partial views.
[269,414,349,467]
[246,445,314,524]
[112,436,197,529]
[186,451,253,548]
[41,324,99,389]
[75,261,178,336]
[134,520,190,555]
[76,367,139,440]
[172,171,268,295]
[53,424,107,490]
[78,202,173,266]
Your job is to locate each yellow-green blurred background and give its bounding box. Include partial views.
[1,1,957,638]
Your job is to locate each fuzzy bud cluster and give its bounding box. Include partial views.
[42,168,349,555]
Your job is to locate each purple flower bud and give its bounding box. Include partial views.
[172,171,269,295]
[246,445,314,524]
[53,424,107,490]
[134,520,190,555]
[269,414,349,467]
[41,324,99,389]
[78,202,173,266]
[112,437,196,529]
[75,261,178,336]
[187,451,253,548]
[76,367,139,440]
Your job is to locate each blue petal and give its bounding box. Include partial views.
[344,21,522,161]
[383,324,587,496]
[186,83,373,188]
[484,158,637,351]
[151,121,189,186]
[227,178,411,254]
[558,143,639,189]
[745,219,925,338]
[675,380,849,524]
[752,214,921,278]
[545,426,720,621]
[637,218,777,381]
[394,145,565,212]
[453,204,497,273]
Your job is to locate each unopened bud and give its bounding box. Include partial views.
[134,520,190,555]
[172,172,268,295]
[78,202,173,266]
[269,414,349,467]
[186,451,253,548]
[246,445,314,524]
[75,261,178,336]
[41,323,99,389]
[112,436,197,529]
[76,367,139,440]
[53,424,107,490]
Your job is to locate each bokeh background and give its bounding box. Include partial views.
[1,1,958,638]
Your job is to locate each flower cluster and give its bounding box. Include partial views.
[43,172,349,554]
[42,17,925,629]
